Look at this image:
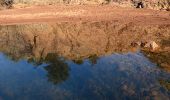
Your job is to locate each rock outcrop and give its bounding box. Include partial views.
[144,41,159,50]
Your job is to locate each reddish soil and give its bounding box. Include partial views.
[0,5,169,25]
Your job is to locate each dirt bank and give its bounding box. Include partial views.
[0,5,169,25]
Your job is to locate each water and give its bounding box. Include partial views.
[0,22,169,100]
[0,51,169,100]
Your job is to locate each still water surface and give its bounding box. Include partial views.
[0,22,170,100]
[0,52,170,100]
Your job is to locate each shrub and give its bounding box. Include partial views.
[157,0,170,11]
[0,0,13,9]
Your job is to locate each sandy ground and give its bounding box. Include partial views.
[0,5,170,25]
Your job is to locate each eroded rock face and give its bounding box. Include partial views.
[0,21,169,61]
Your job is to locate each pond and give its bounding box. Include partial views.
[0,22,169,100]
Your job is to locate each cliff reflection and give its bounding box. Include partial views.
[0,22,169,86]
[0,21,169,60]
[0,22,170,99]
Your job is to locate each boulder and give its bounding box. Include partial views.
[144,41,159,50]
[131,41,147,47]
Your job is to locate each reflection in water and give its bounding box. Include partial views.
[44,53,69,84]
[0,21,169,60]
[0,52,170,99]
[72,54,99,65]
[28,53,69,84]
[143,50,170,72]
[0,22,169,99]
[159,80,170,91]
[142,37,170,72]
[88,54,99,65]
[73,59,84,65]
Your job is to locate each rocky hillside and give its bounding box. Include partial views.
[0,0,169,10]
[15,0,170,10]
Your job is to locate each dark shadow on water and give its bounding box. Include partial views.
[88,54,99,66]
[28,53,70,84]
[159,79,170,91]
[72,59,84,65]
[44,53,69,84]
[142,50,170,72]
[72,54,99,66]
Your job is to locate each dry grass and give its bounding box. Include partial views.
[157,0,170,10]
[0,0,169,11]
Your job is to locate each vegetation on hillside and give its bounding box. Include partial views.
[157,0,170,11]
[0,0,13,9]
[0,0,169,11]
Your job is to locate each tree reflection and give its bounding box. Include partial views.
[43,53,69,84]
[28,53,70,84]
[72,54,99,66]
[73,59,84,65]
[88,54,99,65]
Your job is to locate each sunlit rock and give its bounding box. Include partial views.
[144,41,159,50]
